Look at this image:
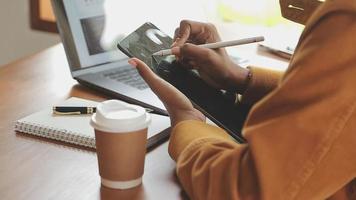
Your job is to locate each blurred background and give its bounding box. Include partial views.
[0,0,59,66]
[0,0,302,67]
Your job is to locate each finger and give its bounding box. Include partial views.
[128,58,191,109]
[170,46,181,61]
[180,43,217,64]
[128,58,166,93]
[173,20,191,47]
[172,28,181,47]
[174,20,213,47]
[171,47,181,57]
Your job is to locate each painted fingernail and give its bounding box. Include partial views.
[128,59,137,67]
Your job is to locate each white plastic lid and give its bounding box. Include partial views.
[90,100,151,133]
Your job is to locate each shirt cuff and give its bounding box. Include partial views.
[168,120,232,161]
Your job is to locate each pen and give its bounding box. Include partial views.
[53,106,96,115]
[152,36,265,56]
[53,106,157,115]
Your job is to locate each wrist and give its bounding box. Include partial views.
[170,109,206,127]
[229,63,251,94]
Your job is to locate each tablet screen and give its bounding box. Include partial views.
[118,22,173,70]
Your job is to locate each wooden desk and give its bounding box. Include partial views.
[0,44,183,200]
[0,42,289,199]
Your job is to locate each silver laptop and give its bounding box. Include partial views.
[51,0,167,115]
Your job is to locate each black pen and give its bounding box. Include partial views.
[53,106,159,115]
[53,106,96,115]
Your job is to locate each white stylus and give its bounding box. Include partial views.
[152,36,264,56]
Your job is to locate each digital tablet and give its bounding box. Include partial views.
[117,22,247,143]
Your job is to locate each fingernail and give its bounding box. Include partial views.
[171,47,180,55]
[128,59,137,67]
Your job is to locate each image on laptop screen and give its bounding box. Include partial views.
[80,15,106,56]
[63,0,125,69]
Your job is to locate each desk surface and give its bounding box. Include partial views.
[0,44,183,200]
[0,43,288,200]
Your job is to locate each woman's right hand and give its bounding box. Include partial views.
[171,20,250,94]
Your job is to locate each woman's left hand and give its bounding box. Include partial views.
[128,58,205,126]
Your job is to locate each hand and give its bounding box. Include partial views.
[171,20,250,94]
[128,58,205,126]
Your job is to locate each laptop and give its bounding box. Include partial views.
[51,0,167,115]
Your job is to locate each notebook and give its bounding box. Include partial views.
[15,97,171,149]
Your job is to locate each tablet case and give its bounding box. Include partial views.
[156,60,248,143]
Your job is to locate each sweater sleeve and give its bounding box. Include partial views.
[168,4,356,200]
[168,121,252,200]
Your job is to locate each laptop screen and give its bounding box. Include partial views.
[53,0,206,71]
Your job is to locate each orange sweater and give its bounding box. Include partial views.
[168,0,356,199]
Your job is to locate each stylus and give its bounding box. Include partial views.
[152,36,264,56]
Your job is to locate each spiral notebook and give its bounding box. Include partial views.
[15,97,171,149]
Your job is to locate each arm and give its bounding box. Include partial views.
[169,8,356,200]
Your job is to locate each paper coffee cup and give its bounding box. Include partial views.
[90,100,151,189]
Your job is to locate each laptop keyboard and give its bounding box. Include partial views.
[103,66,148,90]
